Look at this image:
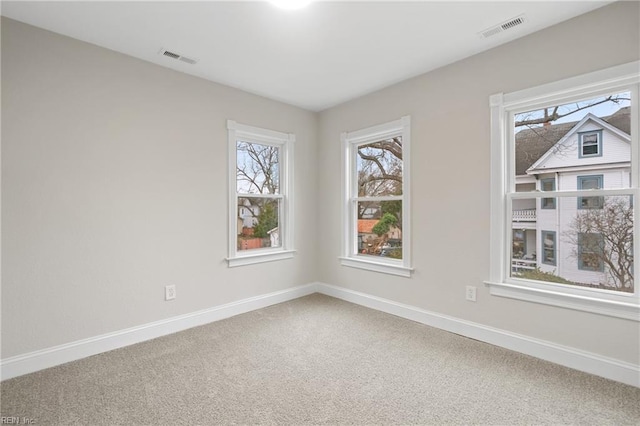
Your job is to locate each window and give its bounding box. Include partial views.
[579,130,602,157]
[541,231,556,266]
[540,178,556,209]
[512,230,526,258]
[578,233,604,272]
[226,120,294,267]
[487,61,639,321]
[577,175,603,209]
[340,116,412,277]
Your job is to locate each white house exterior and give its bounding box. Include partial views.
[238,199,260,230]
[513,107,631,286]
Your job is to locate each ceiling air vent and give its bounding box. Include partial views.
[158,48,198,65]
[479,15,526,39]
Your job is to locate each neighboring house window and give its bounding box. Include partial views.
[578,233,604,272]
[577,175,603,209]
[512,229,526,258]
[340,116,412,277]
[541,231,556,266]
[540,178,556,209]
[226,120,295,267]
[487,61,638,321]
[579,130,603,157]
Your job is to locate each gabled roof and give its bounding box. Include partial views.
[515,106,630,175]
[527,112,630,173]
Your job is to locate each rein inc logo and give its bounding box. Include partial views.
[1,418,35,425]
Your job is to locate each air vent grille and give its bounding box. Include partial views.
[479,15,526,39]
[501,17,524,30]
[162,50,180,59]
[158,48,198,65]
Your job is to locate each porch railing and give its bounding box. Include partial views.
[512,209,536,222]
[511,258,536,273]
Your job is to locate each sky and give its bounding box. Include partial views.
[515,91,631,132]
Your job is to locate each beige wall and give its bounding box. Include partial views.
[1,18,318,358]
[317,1,640,364]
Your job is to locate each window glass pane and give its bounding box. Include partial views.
[578,175,603,209]
[511,195,633,293]
[237,141,280,194]
[356,137,403,197]
[357,200,402,258]
[514,92,630,179]
[512,229,526,259]
[541,178,556,209]
[578,233,604,271]
[579,176,601,190]
[541,231,556,265]
[237,197,280,251]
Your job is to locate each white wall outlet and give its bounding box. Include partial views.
[465,285,477,302]
[165,285,176,301]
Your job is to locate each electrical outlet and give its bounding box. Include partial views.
[165,285,176,301]
[465,285,477,302]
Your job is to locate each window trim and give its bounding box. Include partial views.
[541,230,556,266]
[577,174,604,209]
[578,130,603,158]
[340,116,412,277]
[486,61,640,321]
[226,120,295,267]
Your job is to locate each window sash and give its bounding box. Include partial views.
[227,120,294,266]
[341,116,412,277]
[540,178,556,209]
[577,175,604,209]
[236,141,281,195]
[579,130,603,158]
[541,231,556,266]
[578,232,605,272]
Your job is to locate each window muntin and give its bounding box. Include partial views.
[487,61,639,320]
[577,175,604,209]
[227,120,294,267]
[541,178,556,209]
[341,116,411,277]
[541,231,556,266]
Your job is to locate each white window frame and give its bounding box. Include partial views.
[226,120,295,267]
[340,116,412,277]
[486,61,640,321]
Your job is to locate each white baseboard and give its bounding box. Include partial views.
[315,282,640,388]
[1,283,318,381]
[3,281,638,388]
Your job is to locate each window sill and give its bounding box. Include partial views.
[227,250,295,268]
[340,256,413,278]
[484,280,639,321]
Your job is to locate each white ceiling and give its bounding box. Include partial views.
[1,1,612,111]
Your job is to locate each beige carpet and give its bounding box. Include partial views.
[1,293,639,425]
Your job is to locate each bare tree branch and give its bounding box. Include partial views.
[515,95,630,127]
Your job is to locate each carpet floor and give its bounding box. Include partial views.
[1,293,639,425]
